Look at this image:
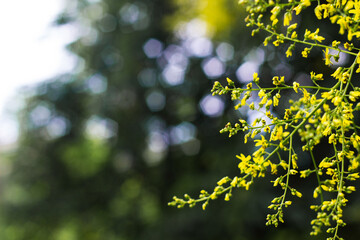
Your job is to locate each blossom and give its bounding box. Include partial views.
[255,135,268,148]
[349,0,360,21]
[323,48,332,66]
[283,11,292,26]
[258,89,266,98]
[349,91,360,101]
[302,48,310,58]
[293,82,300,93]
[310,72,324,81]
[253,72,260,82]
[236,154,251,162]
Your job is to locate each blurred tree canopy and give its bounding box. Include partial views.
[1,0,360,240]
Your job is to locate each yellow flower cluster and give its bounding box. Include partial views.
[170,0,360,239]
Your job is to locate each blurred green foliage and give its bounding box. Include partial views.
[1,0,360,239]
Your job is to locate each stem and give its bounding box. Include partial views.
[309,146,324,203]
[245,86,332,92]
[260,25,357,56]
[280,136,293,207]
